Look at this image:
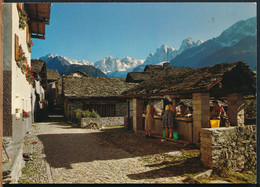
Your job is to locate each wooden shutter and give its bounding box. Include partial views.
[15,34,19,62]
[26,23,30,43]
[17,3,22,11]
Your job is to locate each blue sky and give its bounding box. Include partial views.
[31,3,256,62]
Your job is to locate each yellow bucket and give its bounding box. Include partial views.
[210,120,220,128]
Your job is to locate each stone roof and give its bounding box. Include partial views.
[124,61,255,97]
[126,64,194,83]
[47,69,61,81]
[31,60,46,74]
[126,72,153,83]
[144,65,164,72]
[63,77,138,98]
[31,59,48,90]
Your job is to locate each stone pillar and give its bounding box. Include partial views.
[227,93,245,126]
[192,93,210,143]
[132,98,144,133]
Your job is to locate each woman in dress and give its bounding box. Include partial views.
[145,100,161,138]
[163,101,176,138]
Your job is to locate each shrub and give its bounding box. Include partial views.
[90,109,100,118]
[81,110,100,118]
[74,109,82,120]
[244,96,256,119]
[82,110,91,118]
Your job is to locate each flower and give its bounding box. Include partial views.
[22,109,30,117]
[27,40,34,48]
[18,9,29,29]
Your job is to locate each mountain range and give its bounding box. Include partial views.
[40,54,107,77]
[169,17,256,68]
[38,16,256,78]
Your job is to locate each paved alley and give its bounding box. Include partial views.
[19,117,204,184]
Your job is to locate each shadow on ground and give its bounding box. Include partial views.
[127,156,205,180]
[38,124,201,178]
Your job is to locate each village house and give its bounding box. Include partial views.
[123,61,256,170]
[46,69,61,113]
[125,62,195,129]
[124,61,255,139]
[31,59,48,121]
[126,62,193,83]
[2,3,51,182]
[62,75,137,126]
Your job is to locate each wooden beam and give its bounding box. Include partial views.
[83,100,117,105]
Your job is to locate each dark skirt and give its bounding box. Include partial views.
[163,110,176,128]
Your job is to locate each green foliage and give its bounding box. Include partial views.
[74,109,82,119]
[211,158,256,183]
[81,109,100,118]
[244,96,256,119]
[19,9,29,29]
[89,109,100,118]
[82,110,92,118]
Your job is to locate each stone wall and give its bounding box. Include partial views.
[3,70,12,137]
[115,101,128,116]
[200,125,256,171]
[81,117,124,128]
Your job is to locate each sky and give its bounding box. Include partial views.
[31,2,256,62]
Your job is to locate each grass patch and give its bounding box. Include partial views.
[211,168,256,183]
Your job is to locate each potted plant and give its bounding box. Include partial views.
[18,9,29,29]
[17,45,27,70]
[22,109,30,118]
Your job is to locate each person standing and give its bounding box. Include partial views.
[145,100,161,138]
[210,100,225,119]
[178,102,190,116]
[163,101,176,138]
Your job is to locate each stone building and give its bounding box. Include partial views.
[2,3,51,183]
[62,75,137,120]
[31,59,48,121]
[126,62,193,83]
[123,61,256,144]
[46,69,61,113]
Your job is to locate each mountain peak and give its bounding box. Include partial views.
[215,16,256,47]
[196,40,205,45]
[181,37,194,46]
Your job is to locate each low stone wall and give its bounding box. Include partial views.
[200,125,256,171]
[81,117,124,128]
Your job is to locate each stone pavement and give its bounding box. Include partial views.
[18,120,206,184]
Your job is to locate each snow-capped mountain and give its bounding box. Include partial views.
[40,54,94,66]
[132,38,204,72]
[143,38,204,66]
[38,54,105,77]
[214,17,256,47]
[170,17,256,70]
[94,56,144,74]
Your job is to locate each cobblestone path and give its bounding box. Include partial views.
[19,119,205,184]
